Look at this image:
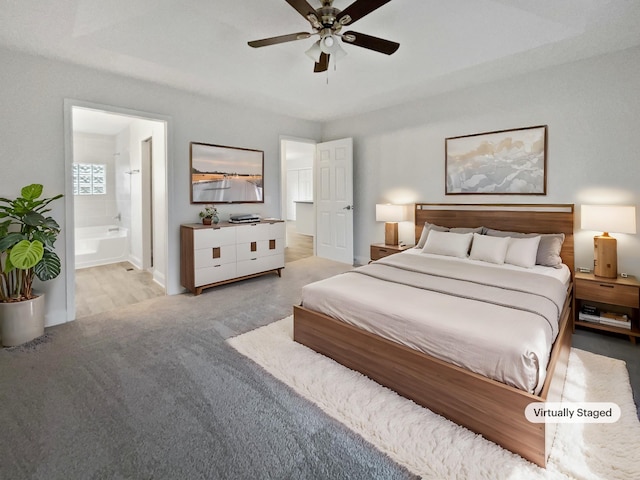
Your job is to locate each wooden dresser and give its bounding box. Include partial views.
[181,220,285,295]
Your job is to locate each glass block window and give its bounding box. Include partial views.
[73,164,106,195]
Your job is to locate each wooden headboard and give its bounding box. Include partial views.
[414,203,575,274]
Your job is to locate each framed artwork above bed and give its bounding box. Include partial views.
[445,125,547,195]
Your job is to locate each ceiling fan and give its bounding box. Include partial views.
[248,0,399,73]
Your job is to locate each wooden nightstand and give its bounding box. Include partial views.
[370,243,413,261]
[574,272,640,344]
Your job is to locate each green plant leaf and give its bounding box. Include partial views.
[9,240,44,270]
[0,232,26,252]
[0,219,11,237]
[21,184,43,201]
[34,250,61,281]
[3,252,16,274]
[41,217,61,231]
[23,211,45,227]
[32,230,57,249]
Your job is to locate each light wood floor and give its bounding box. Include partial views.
[285,221,313,263]
[75,262,165,318]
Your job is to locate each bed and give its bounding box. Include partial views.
[293,203,574,467]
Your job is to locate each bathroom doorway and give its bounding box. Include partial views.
[65,101,169,319]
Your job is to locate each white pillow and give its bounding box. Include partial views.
[505,236,542,268]
[415,223,449,248]
[422,230,473,258]
[469,233,510,264]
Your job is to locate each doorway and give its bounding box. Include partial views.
[65,101,169,320]
[280,138,316,262]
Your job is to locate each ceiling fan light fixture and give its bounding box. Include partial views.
[320,35,335,54]
[332,41,347,63]
[305,40,322,63]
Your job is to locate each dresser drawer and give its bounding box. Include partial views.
[195,263,237,286]
[236,255,283,278]
[575,280,639,308]
[236,223,270,243]
[194,245,236,268]
[193,227,236,249]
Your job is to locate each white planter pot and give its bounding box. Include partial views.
[0,294,45,347]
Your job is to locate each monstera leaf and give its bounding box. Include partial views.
[9,240,44,270]
[34,250,61,281]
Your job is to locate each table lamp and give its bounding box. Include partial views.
[581,205,636,278]
[376,204,409,246]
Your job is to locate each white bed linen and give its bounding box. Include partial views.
[300,251,570,394]
[405,248,571,285]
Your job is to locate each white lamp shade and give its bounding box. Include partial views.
[581,205,637,234]
[305,41,322,63]
[376,204,409,222]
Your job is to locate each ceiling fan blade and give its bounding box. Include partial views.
[314,53,329,73]
[336,0,393,26]
[248,32,311,48]
[286,0,319,21]
[342,31,399,55]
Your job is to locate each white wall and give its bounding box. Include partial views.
[0,46,321,327]
[322,46,640,271]
[72,133,119,227]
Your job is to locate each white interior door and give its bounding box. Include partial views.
[315,138,353,264]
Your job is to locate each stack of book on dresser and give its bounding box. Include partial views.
[579,305,631,329]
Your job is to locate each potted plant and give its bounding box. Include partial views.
[0,184,63,346]
[199,204,219,225]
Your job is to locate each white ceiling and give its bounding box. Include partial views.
[2,0,640,122]
[72,107,136,134]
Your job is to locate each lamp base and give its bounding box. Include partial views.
[593,234,617,278]
[385,222,399,246]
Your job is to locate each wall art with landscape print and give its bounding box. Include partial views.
[190,142,264,204]
[445,125,547,195]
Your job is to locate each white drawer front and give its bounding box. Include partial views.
[194,245,236,268]
[193,227,236,249]
[265,237,284,256]
[235,223,270,243]
[236,241,266,262]
[236,239,284,261]
[195,263,237,286]
[236,254,283,278]
[268,222,285,239]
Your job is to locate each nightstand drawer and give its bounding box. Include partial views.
[371,246,393,260]
[575,280,640,308]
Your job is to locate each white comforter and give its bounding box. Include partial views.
[301,252,569,394]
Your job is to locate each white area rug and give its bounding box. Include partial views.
[228,317,640,480]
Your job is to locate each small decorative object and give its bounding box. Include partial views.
[199,204,219,225]
[0,184,63,346]
[445,125,547,195]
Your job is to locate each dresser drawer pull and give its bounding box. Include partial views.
[598,284,614,288]
[379,249,388,253]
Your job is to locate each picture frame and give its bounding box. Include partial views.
[190,142,264,204]
[445,125,547,195]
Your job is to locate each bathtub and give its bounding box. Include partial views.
[75,225,129,269]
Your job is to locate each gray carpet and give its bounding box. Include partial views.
[1,256,638,479]
[0,257,418,480]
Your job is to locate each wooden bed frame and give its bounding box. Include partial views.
[293,204,574,467]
